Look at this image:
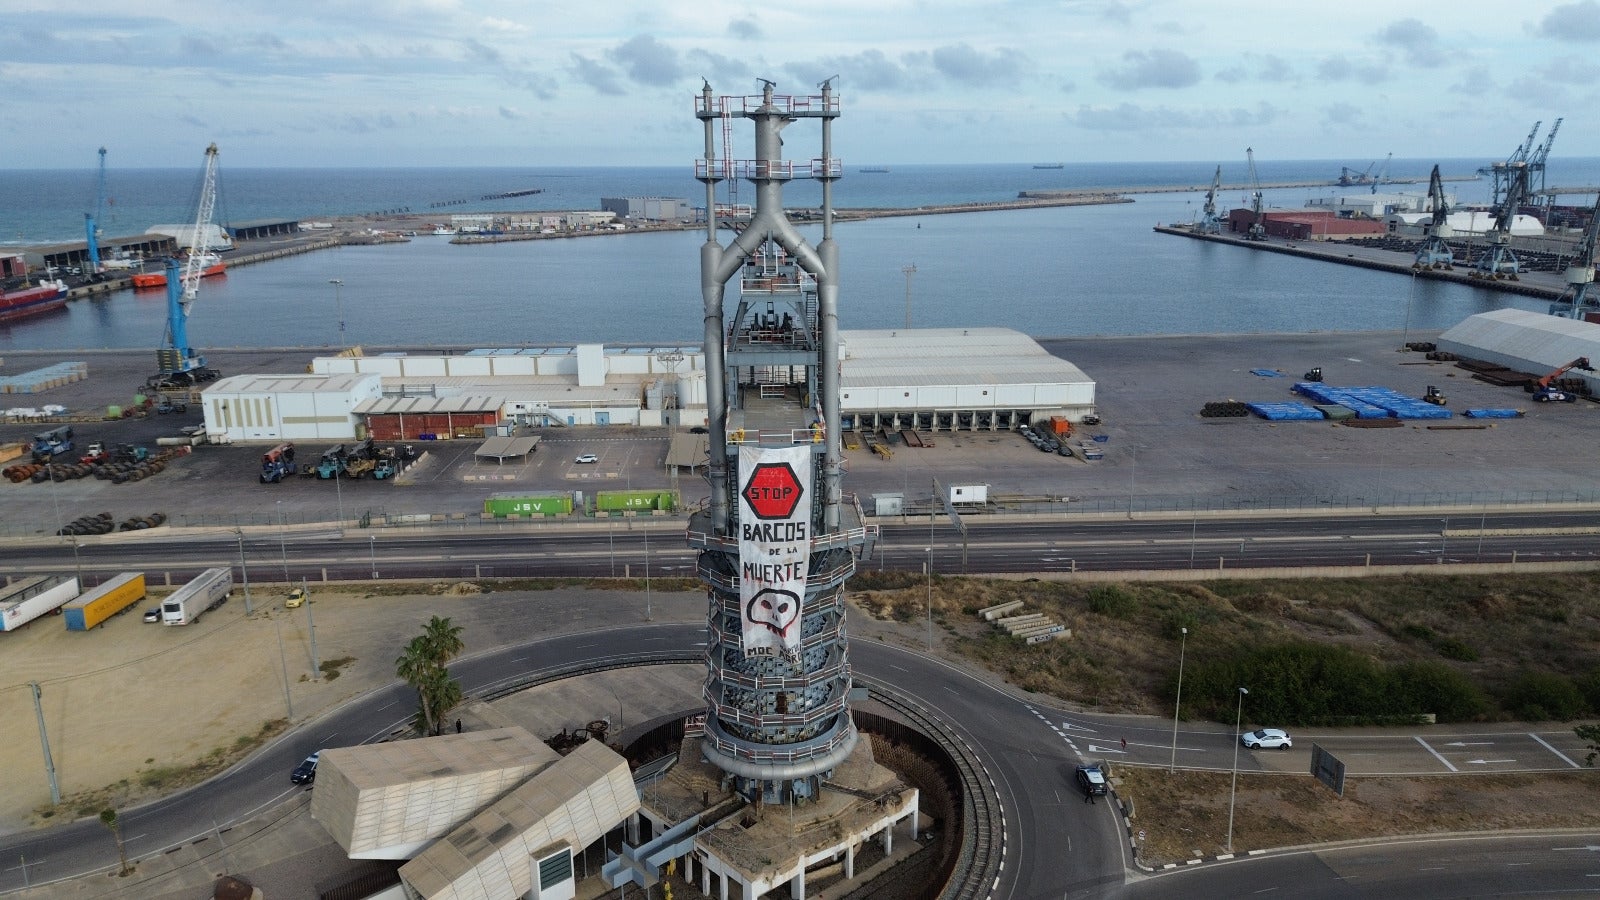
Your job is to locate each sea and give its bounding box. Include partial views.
[3,157,1599,352]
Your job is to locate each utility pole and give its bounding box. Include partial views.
[303,578,321,681]
[235,529,253,615]
[28,682,60,805]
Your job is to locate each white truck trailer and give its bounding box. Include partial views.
[0,575,81,632]
[160,567,233,626]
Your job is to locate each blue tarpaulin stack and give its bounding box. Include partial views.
[1246,401,1326,421]
[1291,383,1453,420]
[1463,408,1523,419]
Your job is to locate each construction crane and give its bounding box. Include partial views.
[84,147,106,276]
[1550,192,1600,319]
[1472,162,1530,280]
[1413,165,1455,269]
[148,144,222,390]
[1243,148,1266,241]
[1338,161,1376,187]
[1193,164,1223,234]
[1369,152,1392,194]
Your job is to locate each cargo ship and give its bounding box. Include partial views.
[0,279,68,323]
[130,255,226,290]
[1033,163,1065,169]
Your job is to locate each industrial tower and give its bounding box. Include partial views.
[689,79,875,804]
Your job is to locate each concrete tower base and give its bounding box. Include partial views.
[635,734,920,899]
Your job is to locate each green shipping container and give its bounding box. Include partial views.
[594,489,678,512]
[484,494,573,517]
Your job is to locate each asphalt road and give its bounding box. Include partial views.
[5,510,1600,585]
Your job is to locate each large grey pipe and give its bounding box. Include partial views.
[700,82,730,534]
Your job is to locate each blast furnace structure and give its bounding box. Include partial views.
[690,79,878,803]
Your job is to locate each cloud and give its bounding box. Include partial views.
[609,34,682,85]
[461,38,502,66]
[1317,54,1389,84]
[728,18,761,40]
[1322,102,1363,126]
[480,17,529,36]
[789,49,908,92]
[498,105,522,120]
[1215,53,1295,84]
[1377,18,1446,67]
[569,53,624,95]
[1099,1,1133,24]
[1536,1,1600,41]
[1539,54,1600,84]
[1067,101,1280,131]
[1449,64,1492,95]
[1099,49,1201,89]
[686,49,748,86]
[929,43,1024,87]
[180,35,219,55]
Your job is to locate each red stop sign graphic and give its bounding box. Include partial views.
[742,462,804,519]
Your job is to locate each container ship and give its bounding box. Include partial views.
[130,255,226,290]
[0,279,68,323]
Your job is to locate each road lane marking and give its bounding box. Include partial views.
[1414,736,1458,772]
[1443,741,1493,747]
[890,665,908,672]
[1465,759,1516,765]
[1129,740,1206,752]
[1530,732,1581,768]
[1086,744,1127,755]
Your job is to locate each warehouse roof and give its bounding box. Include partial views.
[209,373,379,394]
[354,395,506,415]
[1439,308,1600,371]
[474,436,541,461]
[838,328,1092,388]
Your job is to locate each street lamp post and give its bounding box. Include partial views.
[328,279,344,348]
[1401,271,1417,350]
[1169,627,1188,773]
[333,465,344,527]
[276,501,289,584]
[1226,686,1249,853]
[235,529,253,615]
[27,682,60,805]
[370,534,378,579]
[643,526,652,621]
[304,578,320,682]
[924,547,933,651]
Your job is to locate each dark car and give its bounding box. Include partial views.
[290,751,321,785]
[1075,764,1108,797]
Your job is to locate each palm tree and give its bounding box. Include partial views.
[99,808,131,875]
[395,617,466,736]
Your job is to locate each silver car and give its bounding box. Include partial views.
[1241,728,1292,750]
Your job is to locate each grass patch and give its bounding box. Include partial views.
[320,655,357,681]
[36,718,290,826]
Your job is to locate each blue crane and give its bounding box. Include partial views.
[147,145,222,390]
[1550,193,1600,319]
[1472,163,1530,280]
[84,147,106,275]
[1413,165,1455,269]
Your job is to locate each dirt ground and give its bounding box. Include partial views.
[0,581,703,833]
[1115,767,1600,867]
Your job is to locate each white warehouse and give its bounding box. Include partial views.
[203,373,382,443]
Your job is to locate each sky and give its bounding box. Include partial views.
[2,0,1598,169]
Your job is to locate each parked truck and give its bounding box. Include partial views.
[260,442,297,483]
[160,567,233,626]
[30,425,74,463]
[0,575,81,632]
[63,572,146,631]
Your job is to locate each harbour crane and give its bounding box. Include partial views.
[1527,117,1563,203]
[1338,161,1376,187]
[1369,152,1392,194]
[84,147,106,276]
[1243,148,1266,241]
[1193,164,1223,234]
[1471,162,1530,280]
[1413,165,1455,269]
[1480,121,1542,208]
[148,144,222,390]
[1550,192,1600,319]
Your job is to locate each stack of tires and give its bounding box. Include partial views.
[118,512,169,531]
[1200,401,1250,418]
[58,512,114,536]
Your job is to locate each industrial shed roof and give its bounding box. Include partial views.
[838,328,1092,388]
[209,373,378,395]
[354,395,506,415]
[475,436,541,461]
[1438,309,1600,371]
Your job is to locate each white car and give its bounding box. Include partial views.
[1241,728,1292,750]
[574,453,599,464]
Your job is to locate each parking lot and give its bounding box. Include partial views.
[3,328,1598,537]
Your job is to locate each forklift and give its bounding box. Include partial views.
[1303,367,1324,383]
[1423,385,1446,406]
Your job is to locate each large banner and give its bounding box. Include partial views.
[737,445,812,662]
